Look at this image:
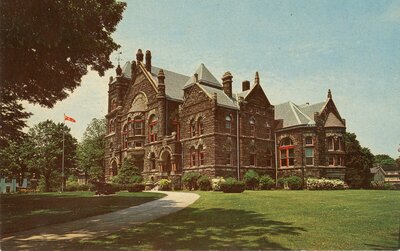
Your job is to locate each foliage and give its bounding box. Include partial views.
[91,181,117,195]
[243,170,260,190]
[345,132,375,189]
[76,118,107,182]
[171,176,182,191]
[211,177,225,191]
[306,178,345,190]
[277,177,287,189]
[158,179,172,191]
[38,174,62,192]
[0,0,126,144]
[111,158,142,185]
[220,178,245,193]
[197,176,212,191]
[259,175,275,190]
[374,154,396,166]
[0,139,32,183]
[370,181,395,190]
[286,176,302,190]
[26,120,77,192]
[127,184,145,192]
[182,172,202,190]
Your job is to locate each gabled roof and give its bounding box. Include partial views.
[275,101,325,128]
[199,84,238,109]
[325,112,345,127]
[184,63,222,89]
[120,61,190,101]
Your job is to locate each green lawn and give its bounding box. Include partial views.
[0,191,164,236]
[76,190,399,250]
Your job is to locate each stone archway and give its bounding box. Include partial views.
[160,150,172,175]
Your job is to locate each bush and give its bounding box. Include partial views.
[38,174,62,192]
[159,179,172,191]
[211,177,225,191]
[128,183,145,192]
[370,181,395,190]
[171,176,182,191]
[243,170,260,190]
[91,181,117,195]
[286,176,303,190]
[182,172,201,190]
[197,176,212,191]
[307,178,345,190]
[259,175,275,190]
[220,178,245,193]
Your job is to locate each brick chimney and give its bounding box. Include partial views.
[222,71,233,97]
[242,80,250,91]
[136,49,143,62]
[145,50,152,71]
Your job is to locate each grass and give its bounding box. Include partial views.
[75,190,400,250]
[0,191,164,236]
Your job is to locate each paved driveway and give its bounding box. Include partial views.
[1,191,199,251]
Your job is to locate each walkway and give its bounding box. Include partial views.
[1,191,200,251]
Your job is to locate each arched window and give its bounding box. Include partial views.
[198,117,204,135]
[225,115,232,133]
[249,117,256,137]
[280,137,294,167]
[134,115,144,136]
[266,122,271,139]
[198,145,205,166]
[148,115,158,142]
[122,124,128,148]
[190,119,196,137]
[149,152,156,170]
[190,147,196,167]
[111,98,117,111]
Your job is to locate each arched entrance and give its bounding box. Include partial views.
[160,150,172,175]
[111,161,118,176]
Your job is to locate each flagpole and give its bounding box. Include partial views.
[62,113,65,192]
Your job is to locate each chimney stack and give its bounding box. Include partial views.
[136,49,144,62]
[145,50,152,71]
[116,64,122,76]
[255,71,260,85]
[242,80,250,91]
[222,71,233,97]
[327,89,332,99]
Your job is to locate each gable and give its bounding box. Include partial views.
[245,84,271,107]
[181,84,212,109]
[324,112,345,128]
[320,99,344,125]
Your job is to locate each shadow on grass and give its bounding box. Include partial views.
[365,232,400,250]
[78,206,307,250]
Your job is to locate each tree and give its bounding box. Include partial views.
[26,120,77,191]
[0,139,32,184]
[374,154,396,166]
[112,158,142,184]
[76,118,106,183]
[344,132,374,188]
[0,0,126,144]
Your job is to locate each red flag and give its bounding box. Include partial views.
[64,115,76,123]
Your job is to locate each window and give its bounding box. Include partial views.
[148,115,158,142]
[327,155,344,166]
[133,116,144,136]
[122,124,128,148]
[250,154,256,166]
[172,120,180,141]
[266,149,272,167]
[109,119,115,133]
[327,136,343,151]
[305,136,313,145]
[266,122,271,139]
[190,147,196,167]
[226,152,233,165]
[328,156,335,166]
[150,152,156,169]
[198,117,204,135]
[198,145,205,166]
[280,137,295,167]
[111,98,117,110]
[305,148,314,166]
[249,117,255,137]
[190,119,196,137]
[135,141,143,148]
[225,115,232,132]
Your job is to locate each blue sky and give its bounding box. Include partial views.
[25,0,400,158]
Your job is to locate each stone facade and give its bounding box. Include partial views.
[104,49,347,181]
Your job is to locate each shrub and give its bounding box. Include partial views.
[38,174,62,192]
[211,177,225,191]
[277,177,287,189]
[91,181,117,195]
[307,178,345,190]
[182,172,201,190]
[128,183,145,192]
[370,181,395,190]
[159,179,172,191]
[243,170,260,190]
[286,176,303,190]
[259,175,275,190]
[171,176,182,191]
[197,176,212,191]
[220,178,245,193]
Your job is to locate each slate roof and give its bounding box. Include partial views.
[325,112,345,127]
[199,84,238,109]
[275,101,325,128]
[184,63,222,89]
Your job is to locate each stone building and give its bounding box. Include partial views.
[104,49,346,181]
